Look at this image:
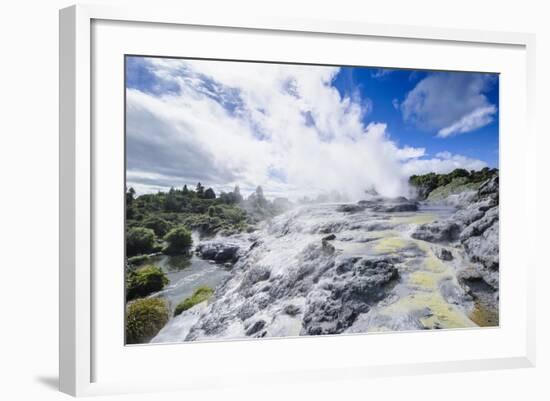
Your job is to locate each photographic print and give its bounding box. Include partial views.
[124,56,499,345]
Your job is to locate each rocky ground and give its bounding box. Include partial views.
[151,176,499,342]
[412,176,499,285]
[412,175,499,322]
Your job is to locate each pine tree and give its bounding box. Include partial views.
[196,182,205,198]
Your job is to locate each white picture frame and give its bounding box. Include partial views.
[59,3,536,397]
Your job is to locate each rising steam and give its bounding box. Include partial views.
[126,58,482,201]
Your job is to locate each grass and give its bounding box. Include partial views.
[426,177,482,201]
[174,286,214,316]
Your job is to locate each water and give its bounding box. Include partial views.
[138,253,231,310]
[150,201,490,343]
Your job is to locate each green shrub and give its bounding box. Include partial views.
[126,298,169,344]
[448,168,470,179]
[143,216,173,237]
[126,265,169,300]
[221,206,246,224]
[163,225,193,255]
[126,227,156,256]
[208,205,222,217]
[174,286,214,316]
[151,242,164,253]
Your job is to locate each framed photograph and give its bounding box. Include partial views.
[59,4,536,396]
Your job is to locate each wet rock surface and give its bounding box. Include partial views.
[195,241,241,263]
[153,187,498,343]
[437,248,453,261]
[411,220,462,242]
[358,197,419,212]
[182,200,419,341]
[412,175,499,290]
[302,257,399,335]
[337,197,418,214]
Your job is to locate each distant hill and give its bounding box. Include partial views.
[409,167,498,200]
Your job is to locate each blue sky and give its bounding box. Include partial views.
[125,56,498,199]
[332,67,499,168]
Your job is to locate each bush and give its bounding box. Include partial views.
[126,298,169,344]
[163,225,193,255]
[126,265,169,300]
[142,216,173,237]
[126,227,156,256]
[448,168,470,179]
[174,286,214,316]
[208,205,222,217]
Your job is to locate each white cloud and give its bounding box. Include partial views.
[127,58,491,200]
[402,152,487,177]
[401,72,497,137]
[395,146,426,160]
[437,105,497,138]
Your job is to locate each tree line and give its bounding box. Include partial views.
[409,167,498,199]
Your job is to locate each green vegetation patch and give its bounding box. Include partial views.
[126,184,252,239]
[126,265,169,301]
[409,167,498,200]
[142,215,173,237]
[126,297,170,344]
[427,177,482,201]
[125,183,284,242]
[174,286,214,316]
[163,225,193,255]
[126,227,156,257]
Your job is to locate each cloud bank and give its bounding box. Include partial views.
[126,58,489,200]
[401,151,487,177]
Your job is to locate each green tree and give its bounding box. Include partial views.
[164,190,181,212]
[196,182,205,198]
[126,187,136,219]
[251,185,268,208]
[163,225,193,255]
[126,187,136,206]
[204,187,216,199]
[126,227,156,256]
[449,168,470,179]
[219,185,243,204]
